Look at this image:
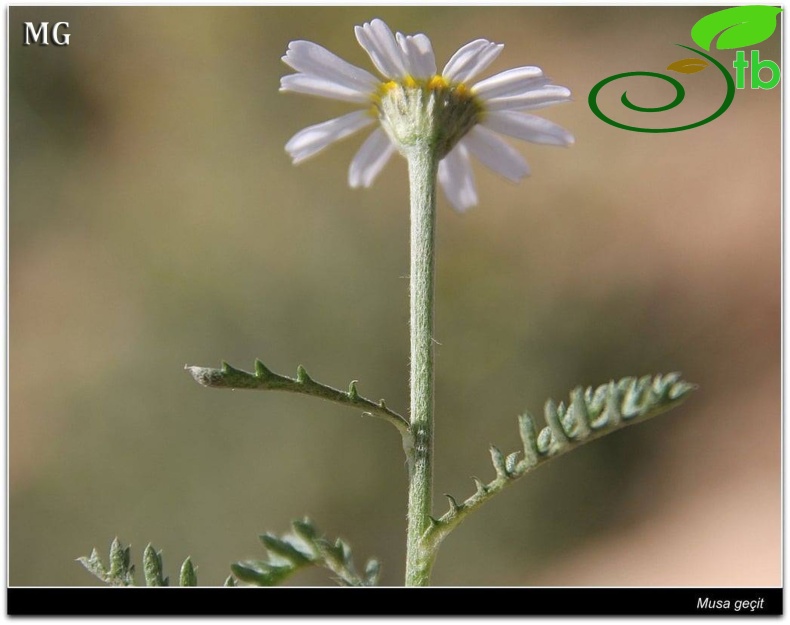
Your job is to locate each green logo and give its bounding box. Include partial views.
[589,6,782,133]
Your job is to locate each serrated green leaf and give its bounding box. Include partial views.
[91,539,136,586]
[254,358,273,379]
[335,539,352,565]
[588,384,608,417]
[79,540,199,587]
[180,557,198,587]
[186,358,410,435]
[602,381,621,427]
[505,452,520,474]
[669,381,697,400]
[662,372,683,387]
[544,399,568,444]
[109,538,125,578]
[537,427,553,454]
[570,387,591,437]
[77,550,106,580]
[444,493,461,512]
[231,561,294,586]
[621,378,642,418]
[292,519,318,541]
[430,373,695,552]
[364,559,380,586]
[296,365,311,384]
[143,544,167,587]
[259,534,312,566]
[241,519,380,587]
[517,412,539,467]
[489,446,507,477]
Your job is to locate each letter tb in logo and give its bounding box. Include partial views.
[23,22,70,46]
[733,50,780,89]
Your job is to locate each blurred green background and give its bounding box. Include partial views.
[10,7,780,586]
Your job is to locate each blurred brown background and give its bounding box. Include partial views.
[9,7,780,587]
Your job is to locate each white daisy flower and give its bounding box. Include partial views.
[281,18,573,212]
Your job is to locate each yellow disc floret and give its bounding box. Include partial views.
[427,75,448,91]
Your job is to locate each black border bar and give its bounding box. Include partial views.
[7,587,783,616]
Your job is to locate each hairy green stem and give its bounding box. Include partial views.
[404,144,439,587]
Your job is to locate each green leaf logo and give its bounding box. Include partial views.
[691,5,782,51]
[666,58,709,74]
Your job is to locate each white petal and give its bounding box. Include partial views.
[484,85,572,112]
[355,19,408,79]
[463,125,530,182]
[283,41,379,92]
[441,39,486,80]
[348,128,396,188]
[396,32,437,79]
[442,39,503,84]
[280,73,371,104]
[438,142,477,212]
[285,110,375,164]
[482,111,574,146]
[471,66,545,99]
